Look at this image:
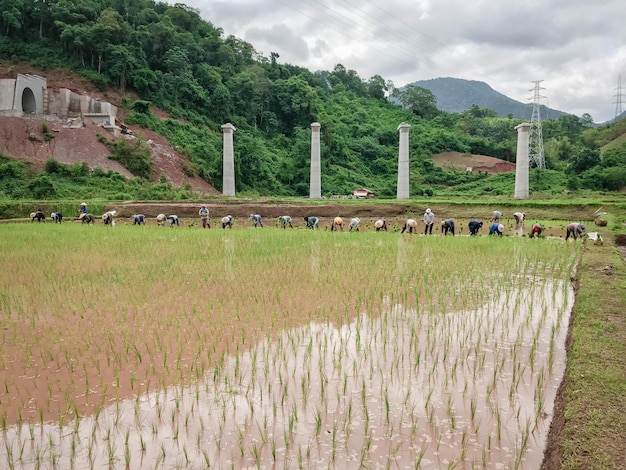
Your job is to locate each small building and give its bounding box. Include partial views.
[353,188,375,198]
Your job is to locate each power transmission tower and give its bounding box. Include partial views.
[529,80,546,169]
[614,75,623,121]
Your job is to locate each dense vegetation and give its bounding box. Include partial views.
[1,0,625,197]
[0,155,195,204]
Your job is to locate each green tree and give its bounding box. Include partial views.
[0,0,23,36]
[397,84,438,119]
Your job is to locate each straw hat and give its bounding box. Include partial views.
[80,202,87,206]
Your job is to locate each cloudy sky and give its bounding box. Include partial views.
[170,0,625,123]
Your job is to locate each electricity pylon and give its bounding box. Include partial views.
[615,75,623,122]
[529,80,546,169]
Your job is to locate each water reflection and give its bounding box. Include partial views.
[0,277,573,469]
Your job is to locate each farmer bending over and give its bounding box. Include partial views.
[441,218,455,236]
[375,219,388,231]
[349,217,361,231]
[166,215,180,227]
[565,223,585,240]
[102,211,115,226]
[489,223,504,236]
[132,214,146,225]
[221,215,234,229]
[331,217,343,232]
[304,216,319,229]
[250,214,263,227]
[529,223,544,238]
[31,211,45,222]
[401,218,418,234]
[468,220,483,236]
[277,215,293,229]
[82,214,96,224]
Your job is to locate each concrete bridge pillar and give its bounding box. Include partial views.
[310,122,321,199]
[221,123,236,197]
[514,123,531,199]
[397,122,411,200]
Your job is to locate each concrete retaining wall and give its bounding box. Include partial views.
[1,74,116,123]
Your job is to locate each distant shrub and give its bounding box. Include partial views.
[44,158,62,174]
[92,167,107,177]
[182,160,198,177]
[107,138,152,179]
[28,175,56,199]
[79,69,108,90]
[132,100,152,114]
[120,94,134,110]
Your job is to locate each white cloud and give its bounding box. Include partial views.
[171,0,626,123]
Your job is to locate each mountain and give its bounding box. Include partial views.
[409,77,568,120]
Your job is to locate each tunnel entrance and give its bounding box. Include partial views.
[21,87,36,114]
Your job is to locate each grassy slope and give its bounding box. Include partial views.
[544,236,626,469]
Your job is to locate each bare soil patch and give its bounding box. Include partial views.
[0,62,216,194]
[433,151,516,173]
[0,116,217,193]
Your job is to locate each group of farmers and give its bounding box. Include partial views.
[31,203,588,240]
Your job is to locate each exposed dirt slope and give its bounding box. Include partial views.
[433,151,516,173]
[0,63,217,194]
[0,115,217,193]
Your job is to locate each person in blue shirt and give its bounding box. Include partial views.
[79,202,88,220]
[468,220,483,236]
[489,223,504,236]
[441,218,455,236]
[132,214,146,225]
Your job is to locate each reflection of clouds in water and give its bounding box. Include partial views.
[0,276,574,469]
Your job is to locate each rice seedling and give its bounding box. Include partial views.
[0,224,577,468]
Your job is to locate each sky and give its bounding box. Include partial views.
[169,0,626,123]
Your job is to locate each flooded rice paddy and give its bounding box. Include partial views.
[0,226,578,468]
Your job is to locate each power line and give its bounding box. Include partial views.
[529,80,546,170]
[271,0,513,91]
[614,74,623,121]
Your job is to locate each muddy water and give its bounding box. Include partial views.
[1,277,572,469]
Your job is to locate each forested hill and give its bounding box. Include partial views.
[409,78,566,120]
[1,0,625,197]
